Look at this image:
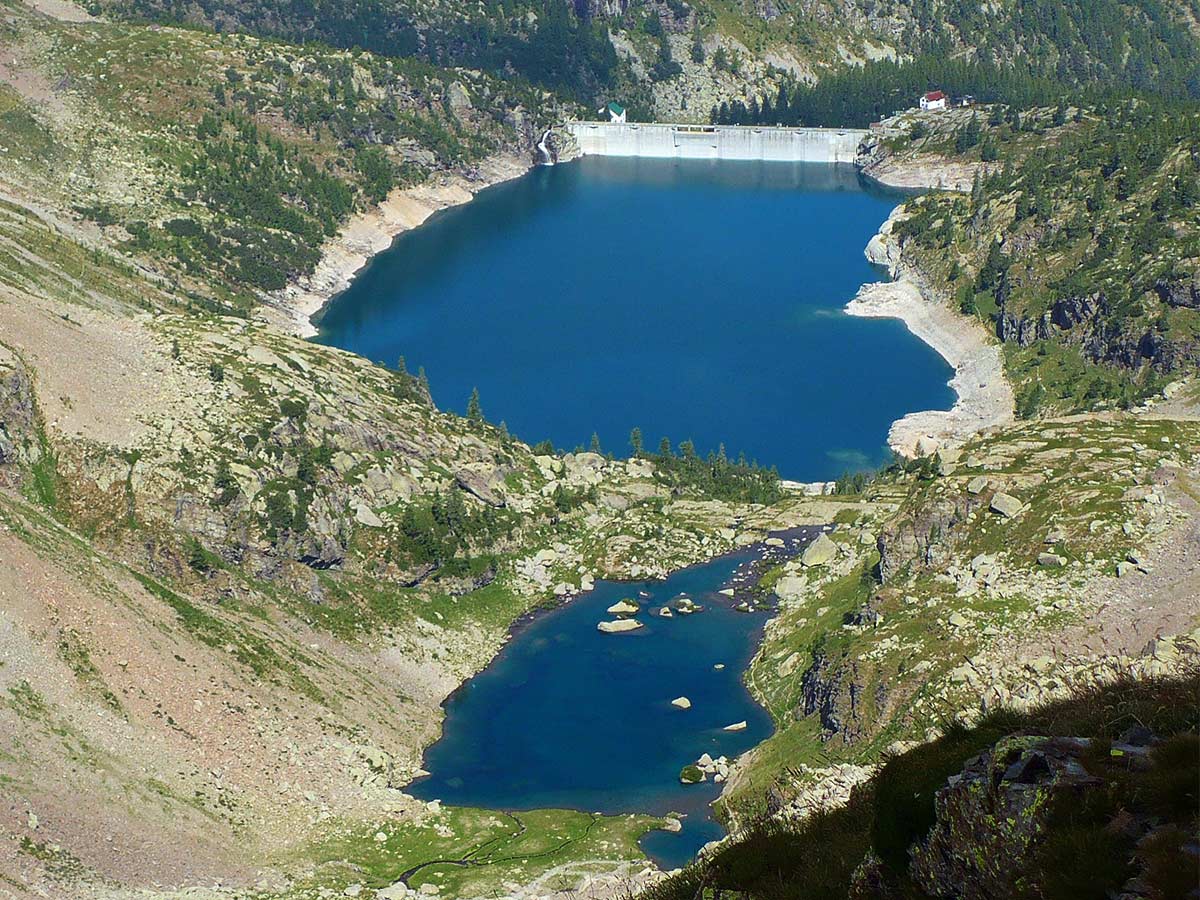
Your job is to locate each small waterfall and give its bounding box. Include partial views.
[536,129,555,166]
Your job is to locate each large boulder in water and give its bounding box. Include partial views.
[597,619,643,634]
[607,598,639,615]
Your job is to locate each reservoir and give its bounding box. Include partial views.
[315,156,955,480]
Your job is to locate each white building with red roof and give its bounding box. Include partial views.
[920,90,948,111]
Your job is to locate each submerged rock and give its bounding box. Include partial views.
[724,720,748,732]
[671,696,692,709]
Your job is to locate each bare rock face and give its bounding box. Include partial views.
[876,494,974,582]
[997,276,1200,375]
[798,649,872,744]
[909,735,1100,899]
[0,348,38,469]
[1154,272,1200,309]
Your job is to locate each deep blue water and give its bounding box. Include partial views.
[315,156,954,480]
[316,158,959,870]
[408,531,820,869]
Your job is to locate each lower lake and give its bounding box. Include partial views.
[315,156,955,481]
[407,529,822,869]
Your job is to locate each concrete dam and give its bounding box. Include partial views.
[564,121,867,163]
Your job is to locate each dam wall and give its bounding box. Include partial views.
[565,122,867,163]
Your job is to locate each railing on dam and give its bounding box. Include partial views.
[565,121,868,164]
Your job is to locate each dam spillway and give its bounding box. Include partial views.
[564,121,867,163]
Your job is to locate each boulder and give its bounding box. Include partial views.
[1037,552,1065,568]
[597,619,643,634]
[377,884,410,900]
[607,599,640,615]
[671,696,692,709]
[966,475,989,495]
[989,492,1024,518]
[353,503,383,527]
[455,469,505,507]
[775,574,807,602]
[910,736,1106,899]
[801,533,838,567]
[447,80,472,112]
[723,721,748,732]
[948,612,969,628]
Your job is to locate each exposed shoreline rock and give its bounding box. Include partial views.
[262,153,534,338]
[845,206,1015,457]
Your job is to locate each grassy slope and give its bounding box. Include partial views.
[724,415,1199,818]
[0,0,555,307]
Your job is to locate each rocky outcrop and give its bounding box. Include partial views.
[0,347,38,469]
[798,649,875,744]
[876,494,975,583]
[906,730,1176,900]
[996,286,1200,375]
[909,735,1094,897]
[541,126,581,165]
[1155,272,1200,308]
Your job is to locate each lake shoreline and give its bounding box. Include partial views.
[845,203,1015,458]
[260,152,534,338]
[417,524,820,750]
[406,525,825,872]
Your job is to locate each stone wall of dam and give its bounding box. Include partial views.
[564,122,867,163]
